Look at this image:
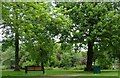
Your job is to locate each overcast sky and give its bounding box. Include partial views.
[0,29,2,42]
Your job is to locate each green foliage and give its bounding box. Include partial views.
[57,2,120,45]
[2,2,120,70]
[60,52,71,68]
[19,51,35,68]
[95,51,112,69]
[21,61,36,68]
[97,58,112,69]
[48,43,87,68]
[2,2,72,67]
[2,38,14,52]
[56,2,120,70]
[2,46,15,69]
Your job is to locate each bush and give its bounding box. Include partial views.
[60,53,71,67]
[21,61,36,68]
[97,57,112,69]
[2,47,15,69]
[71,65,86,70]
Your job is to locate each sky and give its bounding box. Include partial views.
[0,29,2,42]
[0,20,3,42]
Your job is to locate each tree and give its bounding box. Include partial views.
[21,2,72,73]
[2,2,25,71]
[2,2,72,72]
[56,2,120,71]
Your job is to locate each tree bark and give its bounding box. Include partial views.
[14,30,20,71]
[86,41,94,71]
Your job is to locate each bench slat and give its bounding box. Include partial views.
[25,66,43,74]
[34,67,42,70]
[27,67,35,70]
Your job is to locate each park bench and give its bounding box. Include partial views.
[25,66,44,74]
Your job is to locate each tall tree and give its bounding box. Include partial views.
[2,2,24,71]
[20,2,71,73]
[2,2,71,72]
[56,2,120,71]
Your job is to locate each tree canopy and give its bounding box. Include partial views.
[1,2,120,71]
[56,2,120,71]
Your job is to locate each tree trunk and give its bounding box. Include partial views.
[85,41,94,71]
[41,62,45,74]
[14,30,20,71]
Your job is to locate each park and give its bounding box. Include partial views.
[0,1,120,78]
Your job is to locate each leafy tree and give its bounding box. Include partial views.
[2,2,26,71]
[2,2,120,72]
[56,2,120,71]
[20,2,71,73]
[2,2,72,72]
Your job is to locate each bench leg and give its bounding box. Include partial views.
[43,70,45,74]
[25,70,27,74]
[41,62,45,74]
[25,66,28,74]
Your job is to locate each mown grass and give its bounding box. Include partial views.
[2,69,81,76]
[2,69,119,77]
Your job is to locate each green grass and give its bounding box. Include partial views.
[1,69,119,77]
[2,69,81,76]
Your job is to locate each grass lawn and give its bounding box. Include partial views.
[1,69,119,78]
[2,69,81,76]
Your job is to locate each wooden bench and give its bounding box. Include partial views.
[25,66,44,74]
